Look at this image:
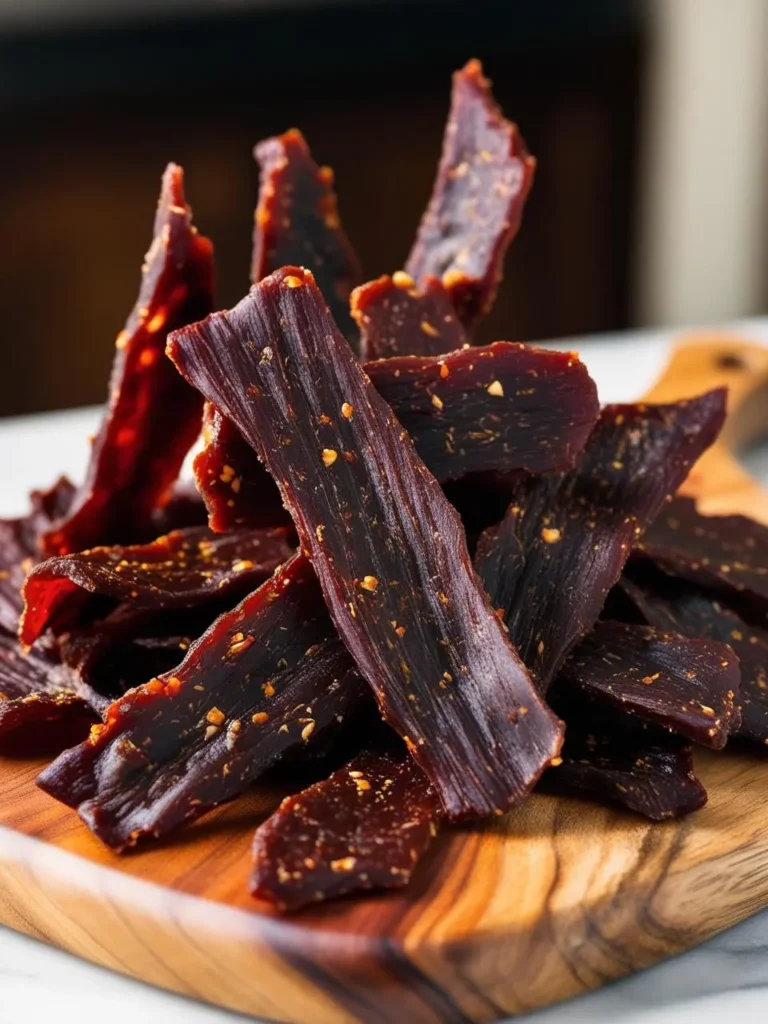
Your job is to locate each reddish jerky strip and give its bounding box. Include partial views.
[554,620,739,749]
[636,497,768,627]
[474,393,727,690]
[541,696,707,820]
[252,129,361,347]
[168,266,563,821]
[195,343,598,533]
[351,273,468,361]
[21,525,293,647]
[617,569,768,747]
[43,165,214,556]
[37,554,369,851]
[405,60,535,329]
[251,750,441,911]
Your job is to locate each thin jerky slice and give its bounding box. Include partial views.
[252,129,361,346]
[37,554,369,851]
[168,265,563,821]
[618,569,768,747]
[195,342,598,532]
[554,620,739,749]
[474,392,727,690]
[636,497,768,626]
[21,525,293,647]
[351,273,467,361]
[43,165,215,556]
[251,750,441,911]
[541,696,707,820]
[405,59,535,329]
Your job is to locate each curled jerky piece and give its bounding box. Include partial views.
[168,265,563,821]
[21,525,293,647]
[351,273,467,361]
[38,554,369,851]
[541,696,707,820]
[43,165,214,556]
[554,620,739,749]
[251,750,441,911]
[405,60,535,329]
[636,497,768,627]
[618,569,768,747]
[252,129,361,346]
[475,393,727,690]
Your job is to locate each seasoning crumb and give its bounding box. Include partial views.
[321,448,338,467]
[540,527,561,544]
[487,380,504,397]
[341,402,354,419]
[360,575,379,592]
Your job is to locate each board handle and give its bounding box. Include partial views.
[643,334,768,522]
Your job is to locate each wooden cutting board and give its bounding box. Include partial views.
[2,334,768,1024]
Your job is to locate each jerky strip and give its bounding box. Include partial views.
[195,342,598,532]
[474,393,727,690]
[636,497,768,627]
[618,569,768,747]
[37,554,369,851]
[251,750,441,911]
[351,273,468,361]
[168,265,563,821]
[405,60,535,329]
[554,620,739,749]
[252,129,361,347]
[21,525,293,647]
[43,165,214,556]
[541,696,707,820]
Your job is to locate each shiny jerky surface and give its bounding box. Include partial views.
[251,749,441,911]
[554,620,739,749]
[42,165,214,557]
[405,59,535,329]
[38,554,368,851]
[168,265,564,821]
[475,393,727,690]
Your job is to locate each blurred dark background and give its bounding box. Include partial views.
[0,0,765,416]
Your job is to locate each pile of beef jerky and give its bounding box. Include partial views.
[2,60,765,913]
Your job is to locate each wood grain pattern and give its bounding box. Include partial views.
[1,334,768,1024]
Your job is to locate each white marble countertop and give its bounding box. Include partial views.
[2,320,768,1024]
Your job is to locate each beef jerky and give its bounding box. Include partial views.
[42,165,215,556]
[251,750,441,911]
[151,480,209,533]
[636,497,768,627]
[0,477,75,633]
[21,525,293,647]
[351,273,468,361]
[553,620,739,749]
[618,569,768,747]
[195,343,598,533]
[405,60,535,329]
[37,554,369,851]
[541,695,707,820]
[167,265,563,821]
[252,129,361,346]
[474,392,727,690]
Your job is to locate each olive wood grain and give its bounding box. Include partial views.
[1,333,767,1024]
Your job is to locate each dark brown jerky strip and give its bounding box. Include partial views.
[617,569,768,747]
[251,750,441,911]
[42,165,214,556]
[168,266,563,821]
[21,525,293,647]
[37,554,369,851]
[636,497,768,627]
[540,695,707,820]
[252,129,361,347]
[0,477,75,633]
[351,273,468,361]
[194,343,598,532]
[553,620,739,749]
[405,60,536,329]
[474,392,727,690]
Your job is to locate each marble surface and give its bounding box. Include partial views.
[2,320,768,1024]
